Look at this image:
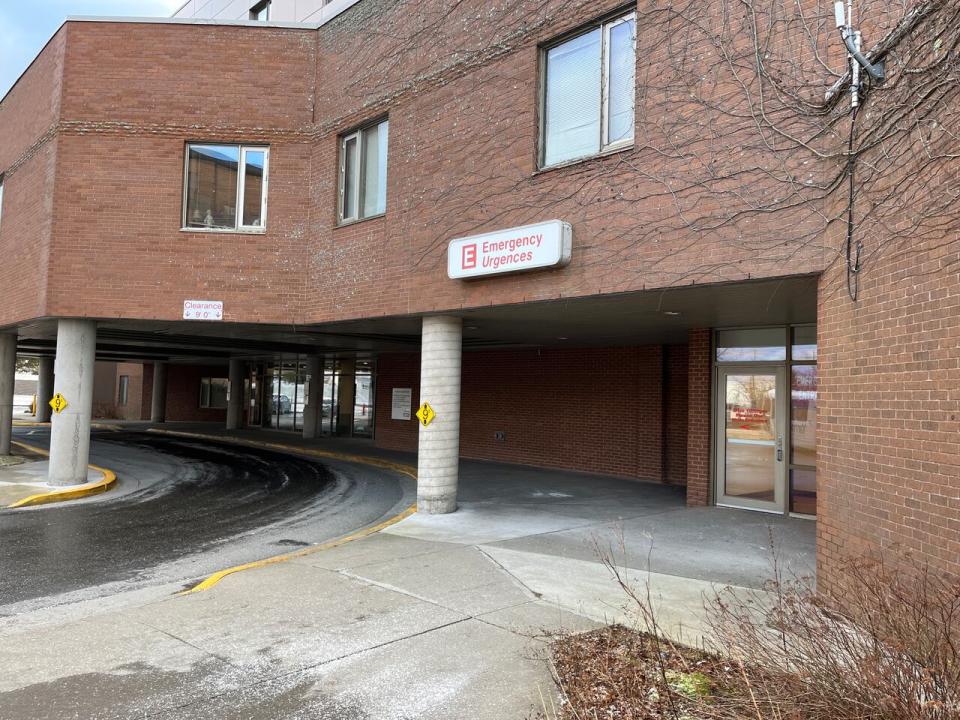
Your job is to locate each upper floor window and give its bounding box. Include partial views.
[183,144,269,232]
[339,119,389,224]
[250,0,270,21]
[541,12,636,168]
[0,175,4,231]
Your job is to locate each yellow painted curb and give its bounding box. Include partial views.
[179,504,417,595]
[144,429,419,595]
[6,441,117,508]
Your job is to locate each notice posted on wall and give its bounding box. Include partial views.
[183,300,224,321]
[391,388,412,421]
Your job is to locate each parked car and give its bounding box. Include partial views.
[271,395,292,414]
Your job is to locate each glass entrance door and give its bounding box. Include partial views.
[716,367,786,512]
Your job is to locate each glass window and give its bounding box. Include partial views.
[790,468,817,515]
[184,144,269,231]
[792,325,817,361]
[340,119,388,223]
[200,378,229,409]
[0,176,4,231]
[716,328,787,362]
[790,365,817,467]
[249,0,270,20]
[542,13,635,167]
[118,376,129,406]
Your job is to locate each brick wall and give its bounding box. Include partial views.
[113,362,146,421]
[685,328,712,506]
[663,344,689,484]
[818,243,960,590]
[376,344,693,481]
[165,364,228,423]
[374,352,421,452]
[0,7,831,330]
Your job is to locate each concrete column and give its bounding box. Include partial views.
[0,334,16,456]
[417,315,462,514]
[36,356,54,423]
[150,362,168,424]
[302,356,322,440]
[336,358,356,436]
[226,358,245,430]
[48,319,97,486]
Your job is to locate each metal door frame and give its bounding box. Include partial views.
[714,365,787,513]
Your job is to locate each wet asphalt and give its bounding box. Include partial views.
[0,429,407,610]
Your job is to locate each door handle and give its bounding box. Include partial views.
[776,435,784,463]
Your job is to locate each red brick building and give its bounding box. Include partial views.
[0,0,956,588]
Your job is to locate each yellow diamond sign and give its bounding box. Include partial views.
[49,393,68,415]
[416,402,436,427]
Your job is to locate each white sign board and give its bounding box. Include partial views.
[183,300,224,321]
[391,388,412,421]
[447,220,572,280]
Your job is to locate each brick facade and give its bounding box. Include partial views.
[818,249,960,590]
[1,0,956,586]
[375,345,694,484]
[685,329,712,507]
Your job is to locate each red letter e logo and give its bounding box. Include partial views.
[462,244,477,270]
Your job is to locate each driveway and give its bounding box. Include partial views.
[0,427,815,719]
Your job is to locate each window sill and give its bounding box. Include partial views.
[535,142,634,176]
[335,212,386,229]
[180,227,267,235]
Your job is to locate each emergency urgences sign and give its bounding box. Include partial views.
[447,220,573,279]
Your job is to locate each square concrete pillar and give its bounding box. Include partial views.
[302,356,322,440]
[226,358,245,430]
[151,361,168,423]
[336,358,356,436]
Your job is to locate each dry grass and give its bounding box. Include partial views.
[542,548,960,720]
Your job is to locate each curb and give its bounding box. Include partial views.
[144,428,418,594]
[6,441,117,508]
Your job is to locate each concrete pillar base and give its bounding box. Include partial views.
[48,320,97,486]
[416,315,462,515]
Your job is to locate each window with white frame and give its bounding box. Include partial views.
[199,377,229,409]
[339,119,389,223]
[0,175,4,231]
[541,11,636,167]
[183,144,269,231]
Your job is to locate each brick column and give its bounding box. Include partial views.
[686,328,712,506]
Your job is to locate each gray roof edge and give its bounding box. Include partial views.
[64,16,320,30]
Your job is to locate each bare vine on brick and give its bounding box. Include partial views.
[325,0,959,299]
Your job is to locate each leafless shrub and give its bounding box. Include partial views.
[544,529,959,719]
[705,554,960,719]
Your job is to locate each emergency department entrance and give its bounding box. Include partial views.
[714,326,817,516]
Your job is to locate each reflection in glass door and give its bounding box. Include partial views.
[717,367,786,511]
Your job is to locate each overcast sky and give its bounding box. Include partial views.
[1,0,185,99]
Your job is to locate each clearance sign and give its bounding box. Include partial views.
[447,220,573,280]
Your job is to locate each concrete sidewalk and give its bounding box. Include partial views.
[0,425,815,718]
